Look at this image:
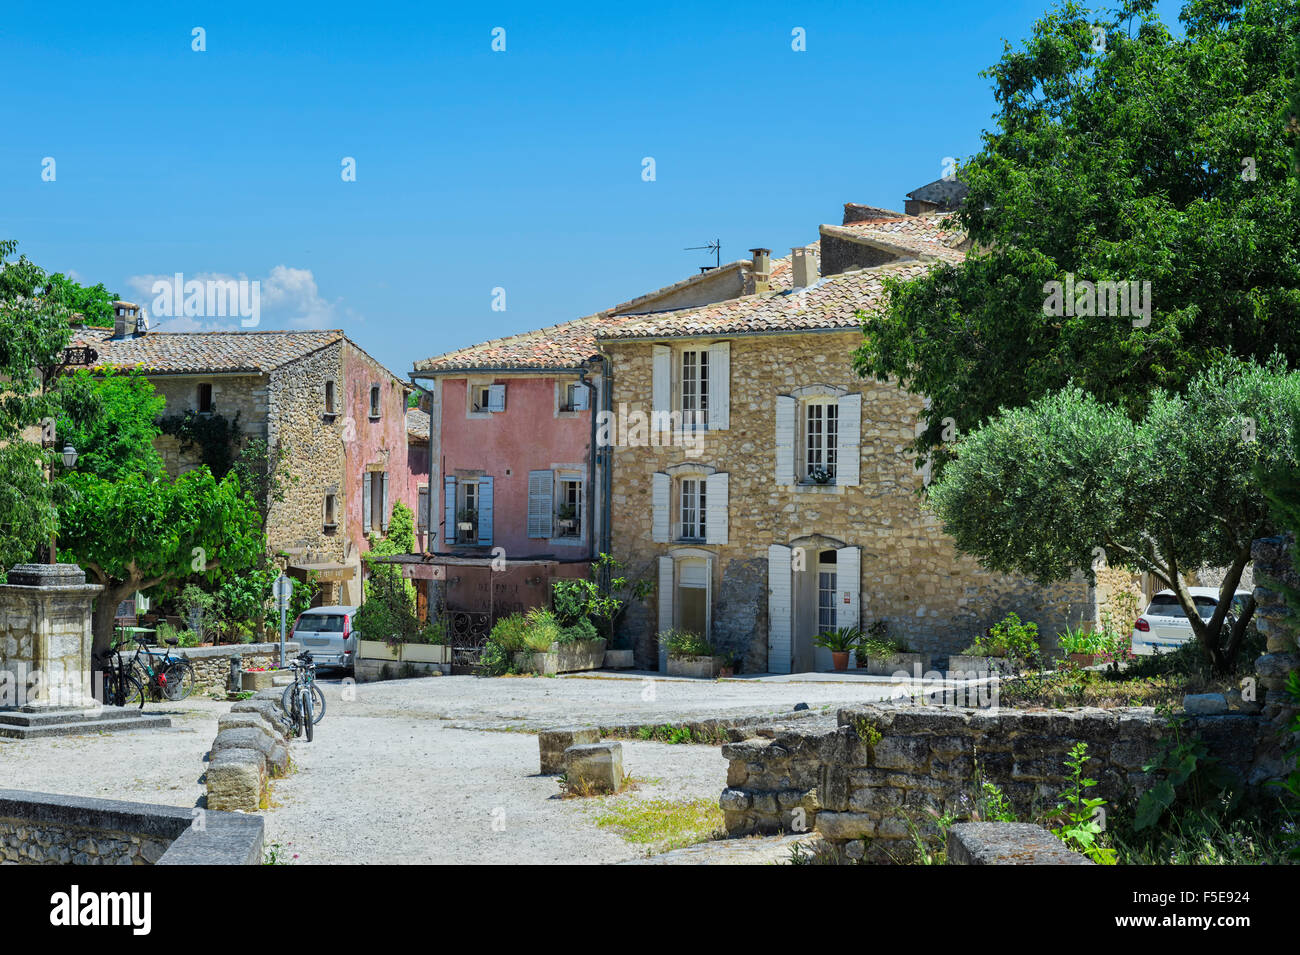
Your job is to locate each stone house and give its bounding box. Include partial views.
[75,319,426,605]
[594,202,1093,673]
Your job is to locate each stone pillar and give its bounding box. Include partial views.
[0,564,103,710]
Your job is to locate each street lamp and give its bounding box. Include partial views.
[47,444,77,564]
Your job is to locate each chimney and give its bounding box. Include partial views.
[791,246,819,289]
[111,301,142,340]
[749,248,771,294]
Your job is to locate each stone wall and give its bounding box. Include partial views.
[0,789,263,865]
[1249,535,1300,783]
[205,688,294,812]
[606,331,1092,670]
[181,643,299,694]
[721,701,1263,863]
[151,372,270,476]
[0,819,170,864]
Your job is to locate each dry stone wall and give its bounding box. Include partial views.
[0,820,169,864]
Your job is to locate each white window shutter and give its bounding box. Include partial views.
[527,470,554,538]
[572,382,589,410]
[652,345,671,420]
[775,396,796,485]
[651,472,669,543]
[836,546,861,637]
[707,341,729,430]
[362,474,373,534]
[838,393,862,486]
[705,472,728,545]
[767,544,793,674]
[477,476,494,545]
[657,555,674,672]
[488,383,506,412]
[443,476,456,543]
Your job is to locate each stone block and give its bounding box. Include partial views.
[564,742,623,794]
[947,822,1093,865]
[1184,693,1230,716]
[872,735,930,771]
[539,726,599,775]
[206,749,267,812]
[815,811,878,841]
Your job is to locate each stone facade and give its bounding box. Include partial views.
[129,336,424,607]
[604,331,1092,672]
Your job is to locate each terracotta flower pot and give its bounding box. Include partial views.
[831,651,850,671]
[1068,652,1095,667]
[719,666,734,678]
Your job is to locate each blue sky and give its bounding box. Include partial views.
[1,0,1185,377]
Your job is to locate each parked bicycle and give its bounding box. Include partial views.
[122,634,196,702]
[95,643,145,709]
[282,650,324,741]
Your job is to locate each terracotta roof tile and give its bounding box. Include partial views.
[412,312,644,372]
[406,407,431,440]
[73,329,345,374]
[823,213,968,264]
[595,259,945,341]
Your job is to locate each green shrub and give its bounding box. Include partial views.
[488,613,531,653]
[558,616,599,644]
[662,630,714,658]
[1057,626,1108,655]
[963,612,1041,665]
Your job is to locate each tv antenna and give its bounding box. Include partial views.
[685,239,721,271]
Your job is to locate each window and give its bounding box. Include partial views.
[680,349,709,429]
[817,550,838,634]
[197,383,214,414]
[369,384,381,419]
[804,400,839,483]
[471,383,506,414]
[456,481,479,543]
[474,386,492,412]
[324,380,337,415]
[678,477,706,540]
[560,381,588,412]
[557,478,582,538]
[323,493,338,527]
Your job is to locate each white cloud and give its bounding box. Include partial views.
[124,265,349,331]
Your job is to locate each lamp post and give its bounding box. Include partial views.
[47,444,77,564]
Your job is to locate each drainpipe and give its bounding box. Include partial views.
[597,352,613,581]
[578,367,599,562]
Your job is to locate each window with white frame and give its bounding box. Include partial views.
[556,478,582,538]
[678,477,706,540]
[456,480,479,543]
[804,399,839,483]
[817,550,838,634]
[680,348,709,429]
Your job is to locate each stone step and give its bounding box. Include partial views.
[0,714,172,740]
[0,706,136,727]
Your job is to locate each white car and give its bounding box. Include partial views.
[1130,587,1252,656]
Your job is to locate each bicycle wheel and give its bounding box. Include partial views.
[99,669,121,707]
[307,682,325,724]
[120,674,146,709]
[302,689,314,742]
[162,660,196,701]
[281,682,296,717]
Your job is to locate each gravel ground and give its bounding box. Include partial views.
[0,673,902,864]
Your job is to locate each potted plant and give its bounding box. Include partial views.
[1057,626,1106,667]
[663,630,725,678]
[718,651,738,678]
[456,507,477,532]
[813,626,862,671]
[555,502,577,531]
[807,465,834,485]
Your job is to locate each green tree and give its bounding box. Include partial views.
[57,368,165,481]
[43,273,118,328]
[854,0,1300,480]
[60,469,263,656]
[928,356,1300,671]
[0,240,75,569]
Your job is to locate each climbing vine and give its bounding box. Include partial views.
[158,410,242,479]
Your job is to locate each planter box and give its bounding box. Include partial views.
[1067,652,1096,667]
[241,668,290,691]
[358,639,399,661]
[947,654,1014,677]
[513,639,607,676]
[858,651,932,676]
[603,649,635,670]
[400,643,452,665]
[666,654,725,679]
